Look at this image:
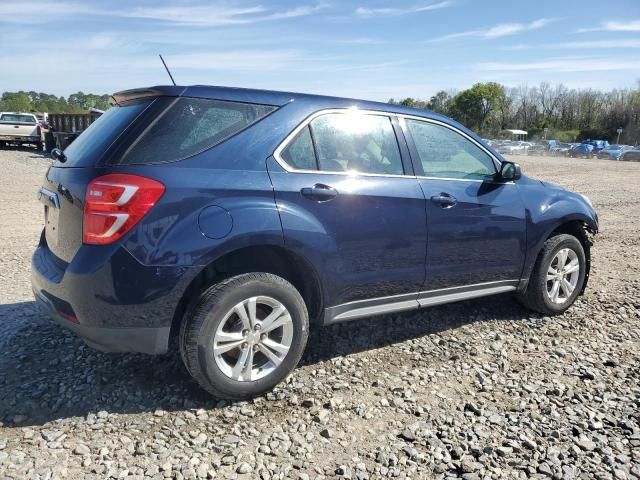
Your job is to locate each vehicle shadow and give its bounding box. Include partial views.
[0,296,532,427]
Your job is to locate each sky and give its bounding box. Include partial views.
[1,0,639,101]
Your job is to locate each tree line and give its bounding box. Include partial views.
[0,91,111,115]
[390,81,640,144]
[3,83,640,144]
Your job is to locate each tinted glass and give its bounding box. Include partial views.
[310,113,403,175]
[281,126,317,170]
[406,120,496,180]
[0,114,36,124]
[112,97,276,165]
[61,102,148,167]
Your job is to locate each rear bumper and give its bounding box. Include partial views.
[34,290,170,354]
[0,135,40,142]
[31,233,198,354]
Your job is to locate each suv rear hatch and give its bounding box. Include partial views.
[40,87,279,263]
[41,94,153,262]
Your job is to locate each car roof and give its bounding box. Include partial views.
[112,84,452,123]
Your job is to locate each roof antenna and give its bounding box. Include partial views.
[159,54,177,86]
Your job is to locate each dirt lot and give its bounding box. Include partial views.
[0,149,638,479]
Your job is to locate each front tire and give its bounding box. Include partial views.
[518,234,586,315]
[180,273,309,399]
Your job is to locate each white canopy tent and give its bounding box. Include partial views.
[503,129,528,141]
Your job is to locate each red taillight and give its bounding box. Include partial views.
[83,174,165,245]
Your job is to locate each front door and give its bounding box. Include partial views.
[402,117,526,291]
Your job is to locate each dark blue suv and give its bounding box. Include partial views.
[32,85,598,399]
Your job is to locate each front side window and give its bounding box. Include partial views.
[406,119,496,180]
[279,112,404,175]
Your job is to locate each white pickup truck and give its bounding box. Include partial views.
[0,112,42,150]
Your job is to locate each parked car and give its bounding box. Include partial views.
[569,143,594,158]
[31,85,598,399]
[0,112,42,150]
[595,144,633,160]
[581,139,609,153]
[549,142,572,156]
[620,148,640,162]
[497,141,531,155]
[526,143,547,155]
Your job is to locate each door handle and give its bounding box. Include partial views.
[301,184,338,202]
[430,193,457,208]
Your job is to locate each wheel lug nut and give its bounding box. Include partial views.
[242,329,249,337]
[254,323,261,331]
[242,342,248,349]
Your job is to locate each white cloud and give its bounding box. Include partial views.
[577,19,640,33]
[477,56,640,73]
[0,1,326,26]
[505,39,640,50]
[152,50,303,70]
[121,4,326,26]
[430,18,556,41]
[0,1,98,23]
[356,1,451,18]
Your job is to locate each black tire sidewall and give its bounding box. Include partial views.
[538,235,586,314]
[186,275,308,398]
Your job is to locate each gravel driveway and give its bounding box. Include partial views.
[0,148,638,479]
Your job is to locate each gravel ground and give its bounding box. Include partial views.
[0,148,638,480]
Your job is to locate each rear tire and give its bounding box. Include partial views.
[179,273,309,399]
[517,234,586,315]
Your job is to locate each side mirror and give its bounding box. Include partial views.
[498,161,521,181]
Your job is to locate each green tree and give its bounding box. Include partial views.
[0,92,32,112]
[427,90,452,115]
[451,82,506,132]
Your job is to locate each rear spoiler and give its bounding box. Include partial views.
[110,86,187,106]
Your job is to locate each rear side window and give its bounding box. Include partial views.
[312,113,403,175]
[110,97,277,165]
[279,112,404,175]
[281,126,317,170]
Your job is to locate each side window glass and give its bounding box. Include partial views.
[281,126,317,170]
[406,119,496,180]
[309,113,403,175]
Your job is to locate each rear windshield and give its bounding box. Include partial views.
[0,114,36,124]
[61,102,149,167]
[107,97,277,165]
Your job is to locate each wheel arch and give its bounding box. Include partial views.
[169,244,324,345]
[522,217,595,294]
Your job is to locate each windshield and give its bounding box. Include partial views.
[60,101,149,167]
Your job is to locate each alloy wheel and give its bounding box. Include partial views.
[546,248,580,304]
[213,296,293,382]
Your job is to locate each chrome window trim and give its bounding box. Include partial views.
[272,108,410,179]
[397,115,503,175]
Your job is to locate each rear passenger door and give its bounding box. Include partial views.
[401,117,526,291]
[267,110,427,316]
